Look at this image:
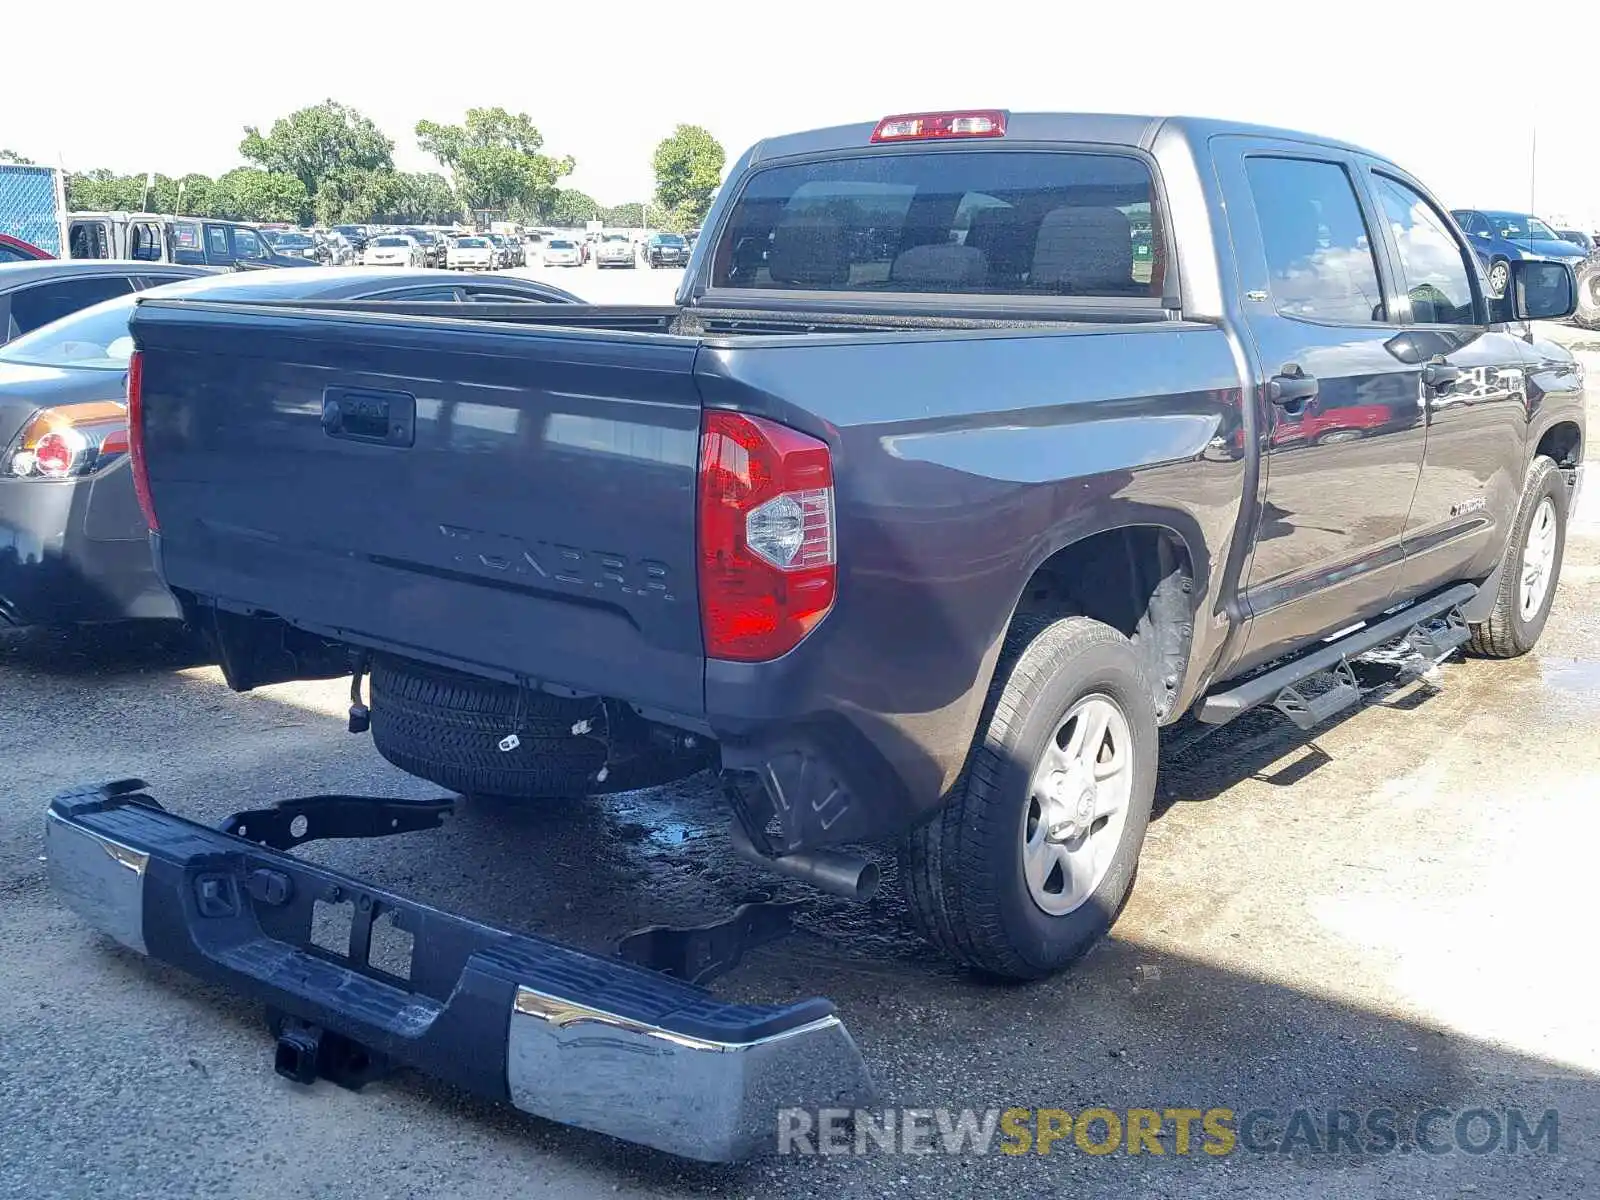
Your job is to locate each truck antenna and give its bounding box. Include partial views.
[1529,125,1537,217]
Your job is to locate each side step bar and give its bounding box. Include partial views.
[45,781,873,1161]
[1197,583,1477,727]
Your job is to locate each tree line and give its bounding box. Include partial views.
[3,101,724,230]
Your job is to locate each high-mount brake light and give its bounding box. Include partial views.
[869,110,1007,143]
[698,411,837,662]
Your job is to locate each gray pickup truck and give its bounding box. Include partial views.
[48,111,1584,1160]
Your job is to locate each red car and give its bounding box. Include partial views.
[0,233,52,263]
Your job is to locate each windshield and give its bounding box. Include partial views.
[547,240,574,249]
[655,234,685,245]
[0,294,137,370]
[603,233,629,242]
[709,149,1164,298]
[274,233,314,248]
[372,237,410,247]
[1487,213,1559,241]
[458,237,488,247]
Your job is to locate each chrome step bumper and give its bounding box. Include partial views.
[45,781,873,1161]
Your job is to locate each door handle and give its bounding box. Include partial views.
[1420,359,1461,389]
[1268,373,1319,405]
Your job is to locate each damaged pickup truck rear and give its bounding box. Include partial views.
[47,111,1585,1159]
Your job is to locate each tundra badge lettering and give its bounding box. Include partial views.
[437,524,676,600]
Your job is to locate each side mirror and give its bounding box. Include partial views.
[1509,259,1577,322]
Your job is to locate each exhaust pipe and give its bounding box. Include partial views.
[729,824,880,902]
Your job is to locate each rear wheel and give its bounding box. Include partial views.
[1466,456,1568,658]
[900,616,1157,980]
[368,657,708,799]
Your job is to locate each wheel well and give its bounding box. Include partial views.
[1536,422,1582,470]
[1013,526,1195,720]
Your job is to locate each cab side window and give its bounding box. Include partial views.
[205,225,232,261]
[232,228,266,260]
[129,222,164,261]
[1244,157,1385,325]
[1372,175,1478,326]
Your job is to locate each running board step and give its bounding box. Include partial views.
[1197,582,1477,727]
[1271,659,1360,731]
[1401,608,1471,665]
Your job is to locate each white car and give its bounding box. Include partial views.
[594,233,636,269]
[363,235,423,268]
[447,236,496,271]
[542,238,581,267]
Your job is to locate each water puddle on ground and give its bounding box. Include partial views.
[1540,657,1600,698]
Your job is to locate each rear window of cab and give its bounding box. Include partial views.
[708,150,1164,300]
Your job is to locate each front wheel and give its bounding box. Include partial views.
[900,616,1157,980]
[1487,258,1510,298]
[1574,254,1600,331]
[1467,456,1569,657]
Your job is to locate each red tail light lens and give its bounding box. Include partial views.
[1,400,130,480]
[698,410,836,662]
[126,350,159,532]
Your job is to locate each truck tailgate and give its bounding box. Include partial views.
[131,301,706,716]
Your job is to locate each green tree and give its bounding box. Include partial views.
[390,172,459,224]
[651,125,724,227]
[547,189,600,227]
[415,108,573,217]
[310,167,399,225]
[240,100,394,201]
[0,149,34,165]
[173,173,214,215]
[67,170,143,212]
[602,202,646,227]
[205,168,310,223]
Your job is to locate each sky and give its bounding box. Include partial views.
[5,0,1597,226]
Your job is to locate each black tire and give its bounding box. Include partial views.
[1466,456,1568,658]
[900,616,1158,980]
[1487,257,1510,299]
[368,656,707,799]
[1574,253,1600,331]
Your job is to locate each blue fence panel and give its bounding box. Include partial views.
[0,166,65,256]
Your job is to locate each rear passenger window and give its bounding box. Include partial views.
[709,151,1165,300]
[6,276,135,335]
[1244,157,1384,325]
[205,226,231,259]
[1371,175,1478,325]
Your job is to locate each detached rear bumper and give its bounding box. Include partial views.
[45,781,872,1161]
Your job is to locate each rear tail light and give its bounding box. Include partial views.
[126,350,158,531]
[698,411,836,662]
[2,400,131,480]
[870,110,1007,143]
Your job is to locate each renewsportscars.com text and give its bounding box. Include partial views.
[777,1106,1559,1157]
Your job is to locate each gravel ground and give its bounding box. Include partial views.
[0,309,1596,1199]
